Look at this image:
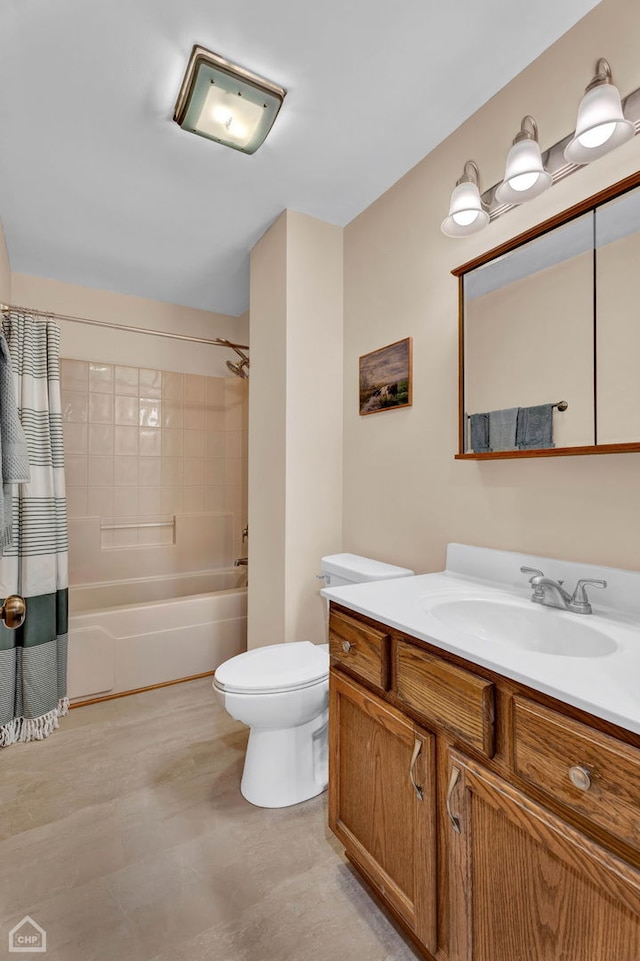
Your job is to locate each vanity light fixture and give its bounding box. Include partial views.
[173,45,286,154]
[564,58,634,164]
[495,116,552,204]
[441,161,489,238]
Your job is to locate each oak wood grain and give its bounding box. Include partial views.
[329,608,389,691]
[345,851,438,961]
[70,670,215,708]
[394,640,495,757]
[329,606,640,961]
[512,695,640,852]
[329,670,437,952]
[458,274,466,456]
[455,441,640,460]
[448,750,640,961]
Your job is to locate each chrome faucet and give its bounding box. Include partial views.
[520,567,607,615]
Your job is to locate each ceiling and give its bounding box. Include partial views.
[0,0,600,316]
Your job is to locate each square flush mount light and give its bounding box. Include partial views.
[173,45,286,154]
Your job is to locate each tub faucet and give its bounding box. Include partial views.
[234,556,248,567]
[520,567,607,615]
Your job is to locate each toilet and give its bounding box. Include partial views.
[213,553,414,808]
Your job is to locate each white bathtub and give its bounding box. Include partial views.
[67,569,247,702]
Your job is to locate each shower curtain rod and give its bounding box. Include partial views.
[0,302,249,352]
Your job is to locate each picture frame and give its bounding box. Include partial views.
[359,337,412,415]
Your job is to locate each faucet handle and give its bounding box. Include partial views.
[521,566,546,597]
[570,578,607,614]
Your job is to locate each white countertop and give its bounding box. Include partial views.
[322,544,640,736]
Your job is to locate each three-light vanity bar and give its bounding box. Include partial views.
[442,58,640,237]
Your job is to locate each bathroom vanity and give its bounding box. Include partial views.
[324,545,640,961]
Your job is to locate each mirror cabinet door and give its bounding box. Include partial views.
[595,185,640,445]
[463,212,595,454]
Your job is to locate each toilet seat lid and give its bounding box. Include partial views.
[214,641,329,694]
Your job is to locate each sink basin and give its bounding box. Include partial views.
[426,597,618,657]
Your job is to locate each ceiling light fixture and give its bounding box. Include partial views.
[564,58,634,164]
[495,116,552,204]
[441,161,489,238]
[173,45,286,154]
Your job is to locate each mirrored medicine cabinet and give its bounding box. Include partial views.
[455,170,640,459]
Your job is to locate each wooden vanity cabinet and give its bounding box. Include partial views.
[328,603,640,961]
[329,670,437,952]
[447,750,640,961]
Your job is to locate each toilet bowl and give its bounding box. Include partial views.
[213,641,329,808]
[214,553,414,808]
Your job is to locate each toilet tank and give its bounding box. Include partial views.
[320,553,414,588]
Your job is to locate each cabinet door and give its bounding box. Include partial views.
[329,669,436,952]
[446,749,640,961]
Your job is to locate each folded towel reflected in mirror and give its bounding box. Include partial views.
[468,403,555,453]
[516,404,555,450]
[489,407,519,452]
[469,412,490,453]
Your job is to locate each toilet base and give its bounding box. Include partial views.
[240,708,328,808]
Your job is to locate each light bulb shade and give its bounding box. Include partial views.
[565,83,634,164]
[174,46,286,154]
[495,139,552,204]
[441,181,489,237]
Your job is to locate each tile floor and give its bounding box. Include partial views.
[0,680,420,961]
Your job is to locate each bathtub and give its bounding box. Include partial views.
[67,569,247,703]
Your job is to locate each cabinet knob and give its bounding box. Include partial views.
[568,765,592,791]
[341,640,353,654]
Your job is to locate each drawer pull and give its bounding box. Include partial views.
[341,640,354,654]
[568,765,592,791]
[409,738,424,800]
[447,766,462,833]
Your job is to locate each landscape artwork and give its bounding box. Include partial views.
[359,337,412,415]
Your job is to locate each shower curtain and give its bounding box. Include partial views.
[0,311,68,746]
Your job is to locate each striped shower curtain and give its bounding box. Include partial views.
[0,311,68,746]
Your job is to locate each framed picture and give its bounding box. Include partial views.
[359,337,412,415]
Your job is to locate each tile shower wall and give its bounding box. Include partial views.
[62,360,248,579]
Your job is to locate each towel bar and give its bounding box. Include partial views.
[467,401,568,419]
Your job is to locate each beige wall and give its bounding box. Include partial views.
[11,273,248,379]
[248,213,288,647]
[248,211,343,648]
[343,0,640,574]
[284,211,344,644]
[0,219,10,304]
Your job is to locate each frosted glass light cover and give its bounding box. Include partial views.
[495,139,552,204]
[174,46,285,155]
[441,181,489,237]
[565,83,634,164]
[195,85,265,149]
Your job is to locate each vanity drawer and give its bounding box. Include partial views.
[329,610,390,692]
[513,697,640,850]
[394,640,495,757]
